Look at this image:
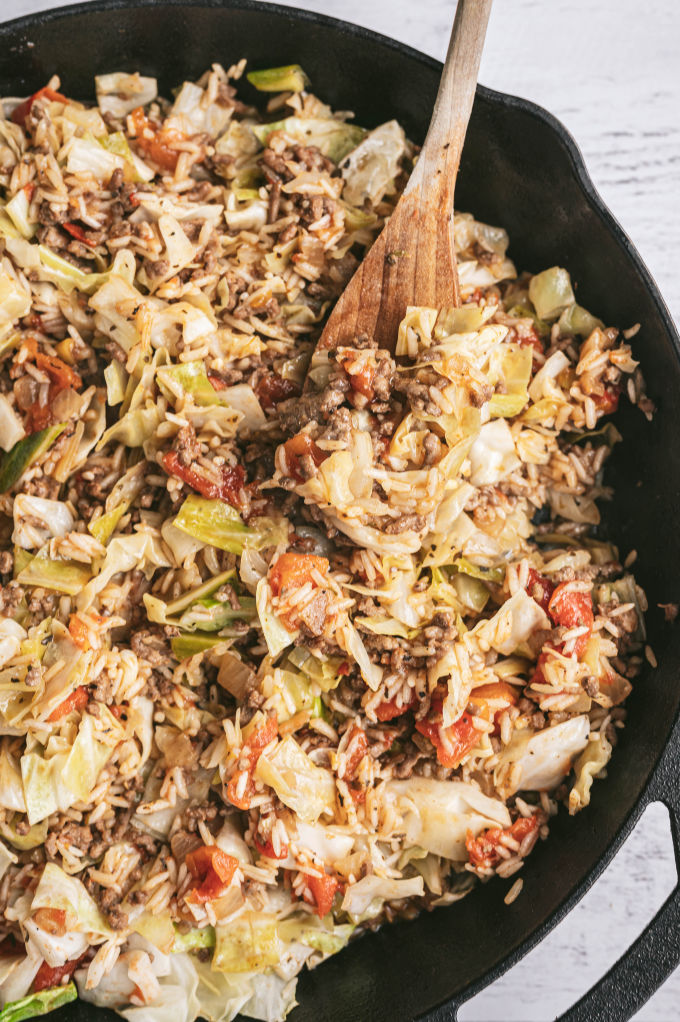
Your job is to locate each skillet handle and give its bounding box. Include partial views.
[556,717,680,1022]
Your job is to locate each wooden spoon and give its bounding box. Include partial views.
[310,0,493,363]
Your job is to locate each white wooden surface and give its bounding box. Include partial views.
[2,0,680,1017]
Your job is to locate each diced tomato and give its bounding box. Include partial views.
[47,686,88,722]
[337,661,350,677]
[162,451,245,509]
[128,106,185,172]
[24,345,83,433]
[33,957,79,993]
[253,835,288,860]
[23,182,36,201]
[25,402,51,433]
[281,432,327,483]
[470,681,518,736]
[416,707,480,769]
[226,769,254,811]
[470,681,518,707]
[11,86,68,129]
[218,465,247,509]
[343,725,368,781]
[254,372,299,410]
[525,568,555,616]
[268,552,329,598]
[68,612,106,651]
[63,222,97,248]
[32,908,67,936]
[593,384,621,415]
[226,716,278,811]
[307,872,338,918]
[375,690,417,722]
[247,716,279,757]
[531,647,551,685]
[186,845,239,904]
[466,815,538,870]
[67,615,90,650]
[548,582,594,656]
[341,357,375,400]
[110,705,126,720]
[207,372,228,391]
[34,350,82,392]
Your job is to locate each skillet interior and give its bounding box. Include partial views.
[1,2,679,1018]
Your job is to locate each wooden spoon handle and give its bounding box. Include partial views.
[406,0,493,204]
[398,0,493,312]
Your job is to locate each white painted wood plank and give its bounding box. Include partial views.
[1,1,679,1017]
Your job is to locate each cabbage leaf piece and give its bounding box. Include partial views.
[256,735,335,823]
[0,982,77,1021]
[385,777,511,861]
[568,729,612,814]
[246,65,309,93]
[251,117,365,163]
[498,715,591,794]
[340,120,405,206]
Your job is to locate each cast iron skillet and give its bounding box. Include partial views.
[1,2,679,1019]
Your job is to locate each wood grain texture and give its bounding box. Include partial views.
[3,0,679,1018]
[315,0,491,354]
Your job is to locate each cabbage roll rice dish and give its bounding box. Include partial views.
[0,62,653,1022]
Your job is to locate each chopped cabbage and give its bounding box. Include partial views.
[0,394,25,452]
[0,424,66,493]
[213,913,280,973]
[568,729,612,814]
[246,65,310,93]
[498,716,591,794]
[174,495,252,554]
[386,777,511,861]
[278,914,354,956]
[341,874,424,920]
[473,589,549,656]
[17,548,91,596]
[5,190,36,240]
[64,135,126,180]
[468,419,521,486]
[256,736,336,823]
[77,531,170,609]
[256,579,293,658]
[0,838,18,880]
[0,269,31,341]
[12,495,74,550]
[558,302,603,338]
[24,918,88,969]
[95,72,158,117]
[31,863,112,936]
[217,385,266,433]
[340,120,406,206]
[21,714,112,824]
[156,361,218,406]
[294,822,354,866]
[528,350,570,404]
[528,266,575,321]
[341,622,383,691]
[0,983,77,1021]
[251,117,365,163]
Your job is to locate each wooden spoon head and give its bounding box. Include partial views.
[313,182,459,360]
[306,0,492,377]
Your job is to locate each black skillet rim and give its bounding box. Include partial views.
[0,1,679,1017]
